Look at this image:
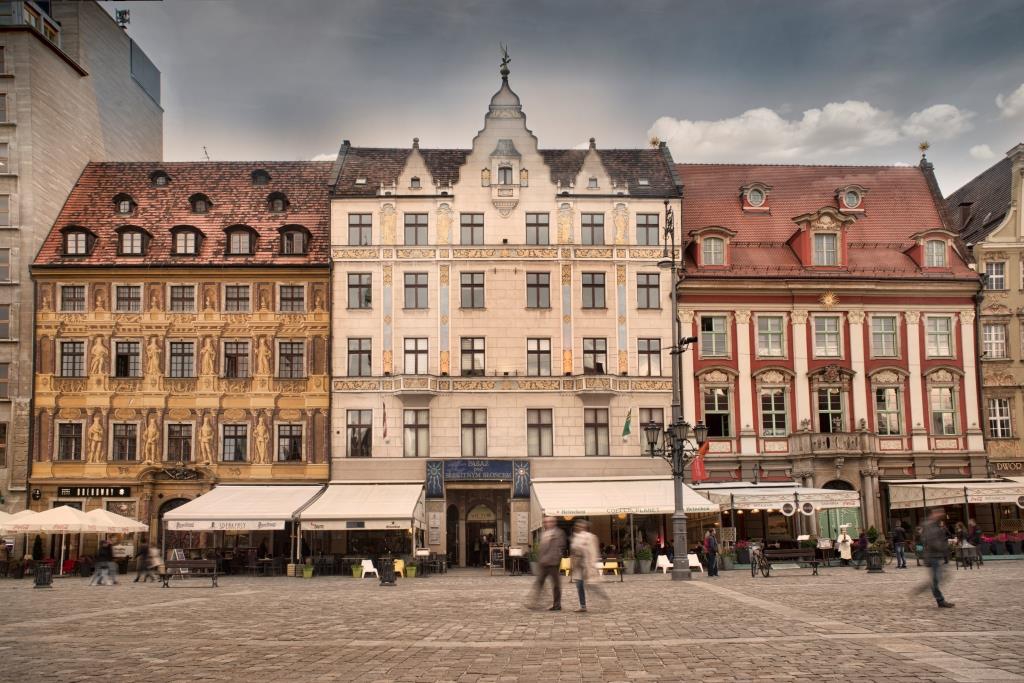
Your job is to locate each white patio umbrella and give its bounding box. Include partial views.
[85,508,148,534]
[0,510,38,561]
[17,506,98,576]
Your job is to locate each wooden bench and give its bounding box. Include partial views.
[159,560,219,588]
[762,548,821,576]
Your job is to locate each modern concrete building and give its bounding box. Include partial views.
[0,0,162,511]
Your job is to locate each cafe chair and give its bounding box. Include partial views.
[559,557,572,576]
[600,560,620,576]
[655,555,674,574]
[360,559,379,579]
[393,558,406,578]
[687,553,703,573]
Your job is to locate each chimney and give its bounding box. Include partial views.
[959,202,973,228]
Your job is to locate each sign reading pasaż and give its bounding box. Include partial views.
[57,486,132,498]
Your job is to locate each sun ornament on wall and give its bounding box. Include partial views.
[819,291,839,309]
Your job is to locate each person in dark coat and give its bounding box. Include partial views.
[916,508,954,608]
[704,529,719,577]
[529,516,567,611]
[133,542,150,582]
[891,524,908,569]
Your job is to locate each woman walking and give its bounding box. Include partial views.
[570,520,606,613]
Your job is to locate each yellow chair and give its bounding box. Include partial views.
[602,560,620,576]
[559,557,572,576]
[393,558,405,578]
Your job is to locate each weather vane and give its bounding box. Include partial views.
[500,44,511,78]
[919,140,930,157]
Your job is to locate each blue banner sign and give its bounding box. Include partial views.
[425,459,530,498]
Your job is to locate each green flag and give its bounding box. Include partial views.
[622,408,632,439]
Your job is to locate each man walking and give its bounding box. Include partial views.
[530,516,566,611]
[704,529,719,577]
[918,508,954,608]
[569,519,606,613]
[892,523,908,569]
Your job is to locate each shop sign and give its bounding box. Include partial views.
[993,461,1024,473]
[57,486,132,498]
[426,459,531,499]
[166,519,284,531]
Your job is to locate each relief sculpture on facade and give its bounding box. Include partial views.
[198,414,214,465]
[613,203,628,245]
[87,414,105,463]
[253,414,269,464]
[381,204,397,244]
[557,204,573,244]
[142,415,160,464]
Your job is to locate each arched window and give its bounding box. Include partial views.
[62,227,93,256]
[113,193,135,215]
[149,170,171,187]
[925,239,947,268]
[171,227,202,256]
[280,227,308,255]
[118,228,147,256]
[702,237,725,266]
[267,192,289,213]
[189,193,212,214]
[251,169,271,186]
[225,226,256,255]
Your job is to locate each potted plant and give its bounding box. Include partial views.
[980,535,995,556]
[735,540,751,565]
[350,562,363,578]
[406,561,418,578]
[529,542,540,576]
[621,549,635,574]
[1010,532,1023,555]
[302,558,314,579]
[996,532,1009,555]
[635,547,653,574]
[720,548,735,570]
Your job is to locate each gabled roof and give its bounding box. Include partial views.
[945,156,1013,245]
[35,161,333,268]
[677,163,976,281]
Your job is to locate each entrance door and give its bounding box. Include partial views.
[159,498,192,550]
[466,504,496,567]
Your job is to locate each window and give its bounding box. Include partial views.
[169,342,195,378]
[497,166,512,185]
[925,240,947,268]
[639,408,664,451]
[0,195,8,226]
[167,424,192,462]
[700,316,728,356]
[527,409,553,457]
[190,194,211,214]
[983,323,1007,359]
[747,188,765,207]
[814,316,841,357]
[268,193,288,213]
[583,338,607,374]
[703,387,731,437]
[348,273,372,309]
[0,422,6,468]
[347,338,371,376]
[636,214,659,246]
[926,317,953,357]
[460,213,484,245]
[60,341,85,377]
[757,316,784,357]
[224,285,250,312]
[875,387,902,435]
[581,273,605,309]
[0,248,8,280]
[817,388,844,433]
[461,337,485,376]
[985,261,1006,290]
[114,195,134,215]
[404,338,428,374]
[165,285,195,313]
[112,424,137,461]
[252,170,271,186]
[813,233,839,266]
[404,273,428,309]
[114,341,141,378]
[461,409,487,457]
[410,176,421,189]
[57,423,83,461]
[0,47,5,74]
[347,410,372,458]
[227,230,253,255]
[278,341,305,378]
[349,214,372,245]
[223,341,250,378]
[61,285,86,312]
[278,285,305,312]
[581,213,604,245]
[114,285,141,313]
[584,408,609,456]
[0,143,9,173]
[527,338,551,376]
[636,273,660,309]
[761,389,787,437]
[526,272,550,308]
[150,170,170,187]
[702,237,725,266]
[460,272,484,308]
[174,230,198,255]
[222,424,248,462]
[587,177,598,189]
[65,231,89,256]
[930,387,957,435]
[403,410,429,458]
[119,231,144,255]
[638,338,661,376]
[0,304,8,338]
[526,213,549,245]
[871,316,898,357]
[281,229,306,255]
[404,213,428,245]
[0,362,6,398]
[277,424,303,461]
[988,398,1012,439]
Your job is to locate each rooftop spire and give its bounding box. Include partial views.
[499,43,510,80]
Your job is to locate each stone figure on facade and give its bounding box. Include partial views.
[558,204,573,244]
[148,289,160,312]
[252,415,269,464]
[255,337,271,376]
[145,338,161,376]
[436,204,453,244]
[204,291,216,311]
[41,292,52,311]
[142,416,160,464]
[89,337,108,376]
[198,415,214,465]
[613,203,629,245]
[381,204,397,244]
[87,414,105,463]
[313,292,325,312]
[259,288,270,311]
[94,287,106,311]
[200,337,216,376]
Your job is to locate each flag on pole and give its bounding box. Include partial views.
[690,440,710,482]
[621,408,632,440]
[382,401,388,439]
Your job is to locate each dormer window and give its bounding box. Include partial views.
[226,226,256,255]
[251,169,271,186]
[150,170,170,187]
[638,178,650,186]
[498,167,512,185]
[118,229,147,256]
[410,176,422,189]
[355,178,367,185]
[588,177,598,189]
[747,188,765,207]
[63,228,93,256]
[813,233,839,266]
[925,239,947,268]
[267,192,289,213]
[113,194,135,215]
[703,237,725,266]
[280,227,308,255]
[190,194,212,214]
[172,227,201,256]
[741,182,772,212]
[843,190,861,209]
[836,184,868,213]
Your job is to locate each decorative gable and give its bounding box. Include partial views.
[572,138,615,194]
[689,226,736,268]
[396,138,437,193]
[906,229,959,270]
[789,206,857,268]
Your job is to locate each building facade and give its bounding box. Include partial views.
[0,1,162,511]
[949,143,1024,486]
[678,158,985,535]
[30,162,332,542]
[329,68,682,564]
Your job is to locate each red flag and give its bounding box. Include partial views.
[690,440,710,482]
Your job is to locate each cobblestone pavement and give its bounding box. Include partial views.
[2,560,1023,682]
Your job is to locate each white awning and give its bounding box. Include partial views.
[888,479,1024,510]
[299,483,426,531]
[695,483,861,511]
[163,485,324,531]
[530,477,718,529]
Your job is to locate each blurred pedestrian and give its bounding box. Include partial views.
[916,508,954,608]
[141,543,162,583]
[892,523,908,569]
[570,520,606,613]
[90,539,117,586]
[133,541,149,582]
[529,516,566,611]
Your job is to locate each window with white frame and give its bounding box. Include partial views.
[985,261,1006,290]
[757,316,784,357]
[871,315,898,357]
[700,315,728,356]
[983,323,1007,359]
[812,233,838,266]
[760,388,787,437]
[403,409,429,458]
[817,387,844,433]
[930,386,957,435]
[527,408,553,457]
[925,240,947,267]
[926,317,953,357]
[987,398,1012,438]
[703,387,731,437]
[60,285,86,312]
[583,408,609,456]
[814,316,841,357]
[702,237,725,265]
[874,387,902,435]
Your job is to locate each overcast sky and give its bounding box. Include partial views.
[106,0,1024,193]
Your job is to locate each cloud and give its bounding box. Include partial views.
[649,100,973,162]
[969,144,995,160]
[310,152,336,161]
[996,83,1024,118]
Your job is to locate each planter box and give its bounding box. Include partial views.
[351,565,364,578]
[720,556,734,571]
[302,566,314,579]
[736,549,750,565]
[406,565,417,578]
[991,543,1003,555]
[622,559,635,574]
[636,557,652,574]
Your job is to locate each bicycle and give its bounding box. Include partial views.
[749,544,771,578]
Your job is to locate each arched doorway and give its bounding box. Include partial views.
[819,480,861,538]
[466,504,495,567]
[158,498,192,551]
[445,504,459,567]
[822,479,855,490]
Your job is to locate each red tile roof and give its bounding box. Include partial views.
[678,163,977,281]
[35,161,333,268]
